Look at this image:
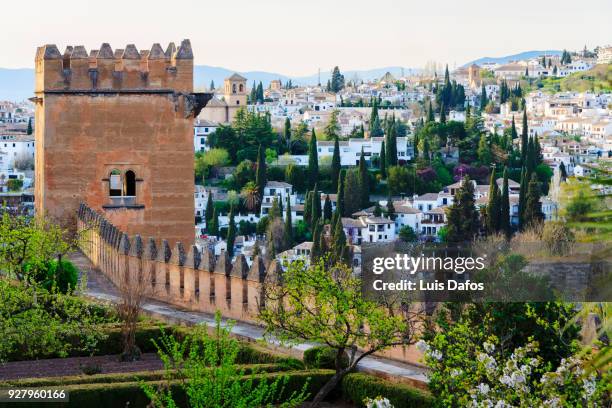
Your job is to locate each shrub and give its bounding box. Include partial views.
[1,370,334,408]
[7,178,23,191]
[341,373,432,408]
[542,221,575,256]
[303,346,349,370]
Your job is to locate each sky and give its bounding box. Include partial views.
[2,0,611,75]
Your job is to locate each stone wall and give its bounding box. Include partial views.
[77,203,276,323]
[77,203,424,367]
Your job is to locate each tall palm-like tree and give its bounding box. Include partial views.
[241,181,260,211]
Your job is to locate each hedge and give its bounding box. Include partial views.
[341,373,433,408]
[5,323,302,368]
[0,370,335,408]
[303,345,349,369]
[0,364,285,388]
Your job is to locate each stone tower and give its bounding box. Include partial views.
[33,39,211,246]
[224,73,247,121]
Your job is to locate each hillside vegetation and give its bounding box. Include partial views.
[534,64,612,93]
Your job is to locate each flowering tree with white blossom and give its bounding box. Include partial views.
[418,322,609,407]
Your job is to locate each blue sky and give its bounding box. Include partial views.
[2,0,611,74]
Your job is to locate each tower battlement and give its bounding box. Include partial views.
[35,40,193,93]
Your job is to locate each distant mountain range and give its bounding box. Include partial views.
[0,51,567,101]
[463,50,563,67]
[0,65,418,101]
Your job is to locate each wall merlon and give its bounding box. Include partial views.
[199,248,215,272]
[130,235,144,258]
[246,256,266,283]
[149,43,165,59]
[215,252,232,276]
[120,233,131,255]
[145,238,158,260]
[170,242,186,266]
[230,255,249,279]
[185,245,201,269]
[70,45,88,59]
[160,240,172,263]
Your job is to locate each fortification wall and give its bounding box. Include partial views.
[77,203,274,323]
[77,204,422,367]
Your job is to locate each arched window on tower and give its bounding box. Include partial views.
[232,83,236,94]
[109,169,122,196]
[239,84,244,92]
[124,170,136,197]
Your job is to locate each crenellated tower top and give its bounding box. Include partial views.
[35,39,193,93]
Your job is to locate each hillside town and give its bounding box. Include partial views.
[184,46,612,271]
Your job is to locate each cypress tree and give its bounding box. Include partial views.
[343,169,362,217]
[446,176,479,243]
[27,118,32,135]
[226,207,236,256]
[358,148,369,208]
[427,100,435,123]
[480,84,487,109]
[205,192,214,227]
[308,129,319,189]
[369,100,379,132]
[518,167,528,229]
[269,196,281,219]
[323,194,332,222]
[255,145,267,205]
[511,115,518,140]
[500,167,511,238]
[284,117,291,149]
[559,162,568,181]
[386,123,397,166]
[523,173,543,227]
[386,192,395,220]
[318,222,328,258]
[379,140,387,178]
[304,191,312,226]
[284,195,293,247]
[534,133,542,167]
[521,108,528,163]
[209,207,219,237]
[373,203,382,217]
[486,170,500,234]
[439,103,446,123]
[332,216,348,265]
[310,221,322,263]
[527,136,536,176]
[331,136,341,191]
[311,184,321,226]
[336,172,344,217]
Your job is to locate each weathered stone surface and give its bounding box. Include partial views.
[230,255,249,279]
[246,256,266,282]
[215,252,231,276]
[34,40,199,247]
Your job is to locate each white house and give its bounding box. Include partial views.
[261,181,297,217]
[193,120,218,152]
[342,215,396,245]
[316,136,414,167]
[0,134,34,171]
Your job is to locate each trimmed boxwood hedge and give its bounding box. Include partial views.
[341,373,433,408]
[0,370,335,408]
[303,346,349,369]
[0,364,286,388]
[5,323,302,368]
